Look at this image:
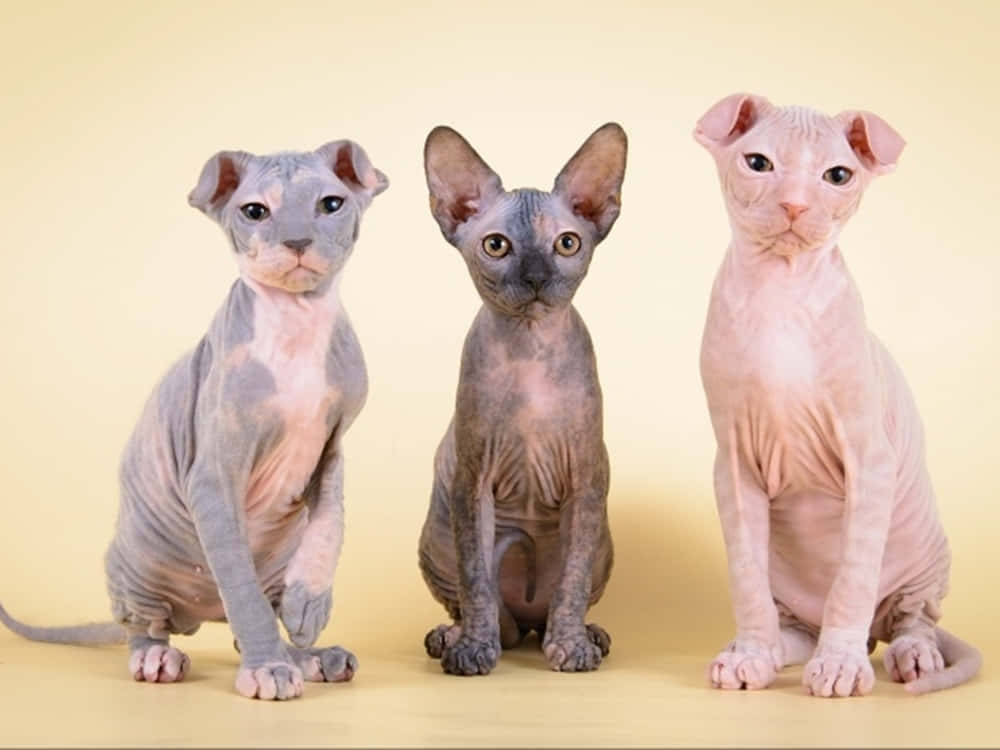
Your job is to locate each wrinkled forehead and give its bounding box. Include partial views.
[236,152,342,205]
[469,189,577,244]
[741,106,857,165]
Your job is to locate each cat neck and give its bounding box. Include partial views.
[726,234,844,282]
[481,304,574,345]
[239,271,344,322]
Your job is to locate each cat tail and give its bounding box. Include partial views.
[492,527,536,649]
[904,628,982,695]
[0,600,125,646]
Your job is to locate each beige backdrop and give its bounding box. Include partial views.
[1,1,998,746]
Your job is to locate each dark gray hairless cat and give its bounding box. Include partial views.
[418,123,627,674]
[0,140,387,700]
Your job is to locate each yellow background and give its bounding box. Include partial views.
[1,0,998,746]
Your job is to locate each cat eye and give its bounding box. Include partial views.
[240,202,270,221]
[482,234,511,258]
[823,166,854,186]
[320,195,344,214]
[744,153,773,172]
[554,232,581,257]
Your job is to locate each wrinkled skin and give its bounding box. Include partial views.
[418,124,626,674]
[0,141,386,701]
[695,93,980,697]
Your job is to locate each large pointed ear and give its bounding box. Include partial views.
[552,122,627,242]
[836,110,905,175]
[316,139,389,204]
[693,93,773,150]
[424,126,503,242]
[188,150,252,218]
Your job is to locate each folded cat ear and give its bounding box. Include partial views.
[315,140,389,204]
[694,93,773,150]
[836,110,906,175]
[552,122,628,242]
[424,126,504,242]
[188,150,253,218]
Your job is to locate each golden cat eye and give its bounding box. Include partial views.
[823,166,854,185]
[482,233,511,258]
[240,202,270,221]
[554,232,582,256]
[744,153,773,172]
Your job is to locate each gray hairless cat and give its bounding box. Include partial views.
[418,123,626,675]
[0,140,387,700]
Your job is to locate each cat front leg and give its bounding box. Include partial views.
[439,461,500,676]
[710,438,783,690]
[542,477,610,673]
[187,459,303,700]
[803,417,894,698]
[280,448,344,649]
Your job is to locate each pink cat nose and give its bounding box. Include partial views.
[780,202,809,221]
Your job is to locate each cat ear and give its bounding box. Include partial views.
[836,110,906,175]
[188,150,253,218]
[552,122,628,241]
[424,126,504,242]
[315,140,389,203]
[693,93,773,150]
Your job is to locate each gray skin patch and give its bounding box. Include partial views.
[0,140,387,702]
[419,123,626,675]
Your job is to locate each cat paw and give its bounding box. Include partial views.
[884,634,945,685]
[543,628,604,672]
[803,645,875,697]
[586,623,612,656]
[440,634,500,675]
[128,643,190,684]
[235,660,305,700]
[709,639,779,690]
[279,582,332,649]
[425,623,461,659]
[292,645,358,683]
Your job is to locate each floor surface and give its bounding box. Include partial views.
[1,623,995,747]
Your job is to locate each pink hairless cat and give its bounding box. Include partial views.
[695,93,981,697]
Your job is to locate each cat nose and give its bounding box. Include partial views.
[780,202,809,221]
[520,253,551,292]
[283,238,313,253]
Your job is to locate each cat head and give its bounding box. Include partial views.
[694,93,905,259]
[188,140,388,294]
[424,123,627,319]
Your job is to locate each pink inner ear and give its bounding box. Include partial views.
[447,194,479,224]
[696,93,770,145]
[332,146,365,190]
[210,158,241,207]
[844,112,905,170]
[846,117,878,168]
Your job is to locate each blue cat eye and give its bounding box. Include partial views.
[240,202,269,221]
[744,153,773,172]
[320,195,344,214]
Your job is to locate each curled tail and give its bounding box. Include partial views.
[0,600,125,646]
[492,527,537,649]
[905,628,982,695]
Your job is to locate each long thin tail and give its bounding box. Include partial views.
[0,600,125,646]
[492,528,537,649]
[905,628,982,695]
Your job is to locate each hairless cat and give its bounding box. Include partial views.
[695,93,981,697]
[418,123,626,675]
[0,140,387,700]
